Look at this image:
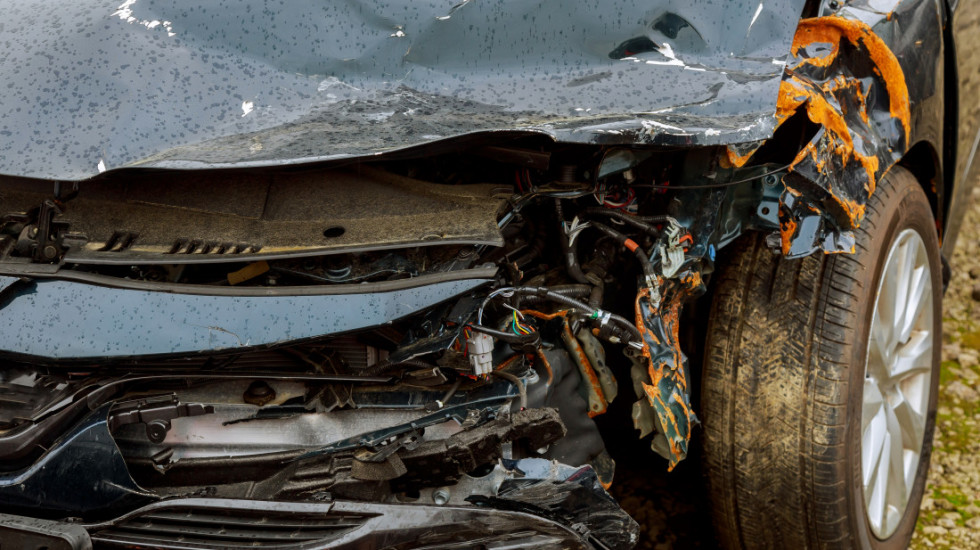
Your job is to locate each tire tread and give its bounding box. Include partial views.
[701,167,937,549]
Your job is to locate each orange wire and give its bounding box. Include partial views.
[520,309,570,321]
[535,349,554,385]
[494,353,524,372]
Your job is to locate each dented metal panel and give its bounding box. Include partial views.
[728,12,925,257]
[0,0,806,181]
[0,273,491,359]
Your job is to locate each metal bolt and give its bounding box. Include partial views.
[763,174,780,187]
[432,488,451,505]
[559,165,577,183]
[243,380,276,406]
[145,419,171,444]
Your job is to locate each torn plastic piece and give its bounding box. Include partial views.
[771,187,857,258]
[227,261,270,285]
[632,272,704,470]
[466,332,495,376]
[469,457,640,550]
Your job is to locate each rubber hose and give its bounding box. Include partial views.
[582,207,664,236]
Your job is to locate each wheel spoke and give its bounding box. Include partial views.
[885,404,909,524]
[879,407,909,531]
[860,228,936,539]
[862,401,887,487]
[866,427,892,533]
[890,392,925,454]
[903,449,919,507]
[898,265,928,344]
[863,380,884,420]
[876,276,897,352]
[868,318,893,381]
[889,330,932,385]
[890,239,915,335]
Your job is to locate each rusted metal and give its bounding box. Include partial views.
[561,321,609,418]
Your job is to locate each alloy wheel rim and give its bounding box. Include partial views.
[862,228,934,539]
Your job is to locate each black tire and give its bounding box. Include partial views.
[701,165,942,550]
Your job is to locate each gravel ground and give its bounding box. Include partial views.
[909,185,980,550]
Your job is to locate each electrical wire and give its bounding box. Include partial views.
[509,309,534,335]
[477,286,643,345]
[493,370,528,410]
[467,323,539,345]
[425,376,463,411]
[587,221,657,280]
[632,164,791,190]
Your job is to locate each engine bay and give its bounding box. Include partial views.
[0,138,804,548]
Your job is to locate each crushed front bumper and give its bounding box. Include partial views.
[5,493,636,550]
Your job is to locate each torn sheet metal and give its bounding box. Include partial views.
[0,0,807,181]
[82,497,597,549]
[632,272,704,470]
[472,458,640,550]
[744,16,911,257]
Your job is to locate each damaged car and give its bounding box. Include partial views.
[1,0,978,548]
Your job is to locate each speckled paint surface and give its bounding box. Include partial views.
[0,275,490,358]
[0,0,805,180]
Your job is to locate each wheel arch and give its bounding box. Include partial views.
[897,141,944,238]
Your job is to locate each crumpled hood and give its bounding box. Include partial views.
[0,0,805,181]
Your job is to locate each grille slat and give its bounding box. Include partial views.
[89,504,369,549]
[141,511,366,530]
[109,521,326,542]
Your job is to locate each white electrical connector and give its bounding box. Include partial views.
[466,332,495,376]
[659,243,686,278]
[656,216,688,279]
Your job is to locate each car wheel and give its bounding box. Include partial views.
[701,165,941,549]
